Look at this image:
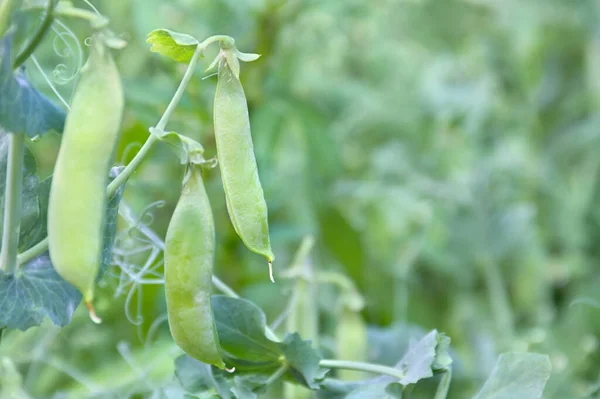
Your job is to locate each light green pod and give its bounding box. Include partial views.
[165,164,225,369]
[48,34,123,313]
[336,308,368,381]
[213,61,275,275]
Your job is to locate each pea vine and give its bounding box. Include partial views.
[0,2,553,399]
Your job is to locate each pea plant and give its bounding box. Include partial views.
[0,2,553,398]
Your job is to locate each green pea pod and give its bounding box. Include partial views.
[336,307,368,381]
[214,58,275,280]
[165,164,225,369]
[48,34,123,321]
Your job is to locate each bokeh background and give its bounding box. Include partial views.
[3,0,600,397]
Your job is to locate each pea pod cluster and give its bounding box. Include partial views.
[213,53,275,280]
[48,34,123,319]
[164,163,225,369]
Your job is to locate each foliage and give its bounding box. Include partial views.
[1,0,599,398]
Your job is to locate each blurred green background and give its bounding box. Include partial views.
[3,0,600,397]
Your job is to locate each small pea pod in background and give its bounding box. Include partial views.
[335,296,368,381]
[165,163,225,369]
[213,53,275,281]
[48,33,123,321]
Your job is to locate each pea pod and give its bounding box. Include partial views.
[213,57,275,280]
[165,164,225,369]
[48,34,123,319]
[336,306,368,381]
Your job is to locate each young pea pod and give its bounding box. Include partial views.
[336,307,368,381]
[165,163,225,369]
[214,56,275,280]
[48,34,123,320]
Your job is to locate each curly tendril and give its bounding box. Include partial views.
[51,19,83,85]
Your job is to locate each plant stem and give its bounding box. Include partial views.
[13,0,56,68]
[0,132,24,273]
[108,44,205,196]
[433,368,452,399]
[265,364,289,386]
[17,44,207,267]
[212,276,239,299]
[318,359,405,381]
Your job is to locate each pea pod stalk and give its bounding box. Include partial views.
[48,34,124,322]
[213,53,275,281]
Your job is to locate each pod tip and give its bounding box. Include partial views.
[268,260,275,283]
[86,301,102,324]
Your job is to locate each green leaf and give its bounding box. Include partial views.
[279,333,328,389]
[318,205,365,286]
[316,379,361,399]
[151,128,205,165]
[395,329,438,385]
[234,50,260,63]
[174,354,272,399]
[473,353,551,399]
[433,333,452,371]
[0,252,82,330]
[175,355,231,398]
[212,296,282,370]
[346,383,402,399]
[368,330,449,386]
[0,35,66,137]
[146,29,199,63]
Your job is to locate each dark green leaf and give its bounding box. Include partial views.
[212,295,282,370]
[318,205,365,286]
[174,354,272,399]
[279,333,328,389]
[146,29,199,63]
[0,35,66,137]
[0,252,82,330]
[174,355,231,398]
[473,353,552,399]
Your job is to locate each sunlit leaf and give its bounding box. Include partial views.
[146,29,198,63]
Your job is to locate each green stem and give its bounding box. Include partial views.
[212,276,239,299]
[434,368,452,399]
[55,6,108,28]
[13,0,56,68]
[0,132,24,273]
[265,364,289,386]
[17,44,206,267]
[319,359,405,381]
